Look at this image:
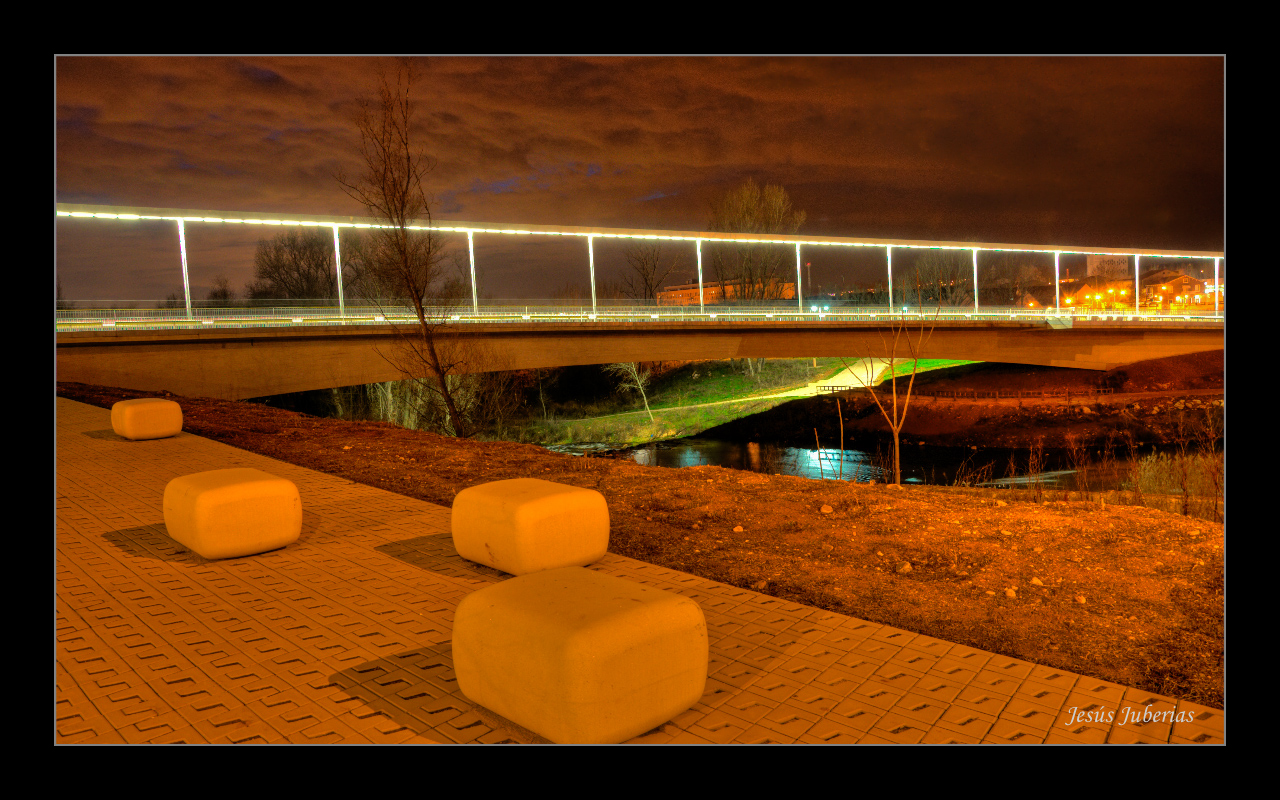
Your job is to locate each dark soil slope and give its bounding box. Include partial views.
[906,350,1223,394]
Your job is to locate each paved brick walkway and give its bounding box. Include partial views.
[55,397,1224,744]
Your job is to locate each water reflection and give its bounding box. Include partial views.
[625,439,886,482]
[550,437,1169,492]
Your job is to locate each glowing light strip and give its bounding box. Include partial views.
[587,235,597,315]
[1214,257,1220,315]
[795,243,803,312]
[1134,254,1141,313]
[176,219,193,320]
[1054,251,1061,309]
[972,248,980,311]
[54,208,1222,260]
[696,239,704,313]
[887,246,894,313]
[467,231,479,315]
[332,224,345,318]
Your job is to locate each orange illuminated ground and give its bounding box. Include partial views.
[58,381,1224,712]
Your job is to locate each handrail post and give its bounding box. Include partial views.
[972,248,979,311]
[177,219,192,320]
[588,234,597,317]
[332,224,346,318]
[696,239,704,314]
[1214,256,1220,317]
[467,230,479,315]
[796,242,804,313]
[1134,253,1141,316]
[886,246,893,314]
[1054,251,1060,311]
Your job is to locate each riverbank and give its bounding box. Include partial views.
[706,387,1224,451]
[56,380,1225,709]
[702,351,1225,451]
[514,358,897,446]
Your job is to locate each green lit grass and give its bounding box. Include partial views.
[645,357,847,409]
[875,359,981,383]
[514,357,848,446]
[516,397,787,446]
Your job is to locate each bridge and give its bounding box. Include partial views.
[56,310,1222,400]
[55,204,1225,400]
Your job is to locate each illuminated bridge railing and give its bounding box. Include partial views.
[55,303,1226,333]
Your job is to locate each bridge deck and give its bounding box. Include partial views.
[56,397,1223,743]
[56,317,1225,400]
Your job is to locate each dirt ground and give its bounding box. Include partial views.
[57,372,1226,710]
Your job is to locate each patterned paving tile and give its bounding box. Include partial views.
[54,398,1223,744]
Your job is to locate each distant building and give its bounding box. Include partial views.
[1139,268,1186,288]
[656,280,796,306]
[1087,255,1130,277]
[1060,278,1135,309]
[1141,272,1209,309]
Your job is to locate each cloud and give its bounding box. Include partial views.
[55,56,1223,299]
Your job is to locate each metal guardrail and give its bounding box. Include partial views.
[53,303,1226,333]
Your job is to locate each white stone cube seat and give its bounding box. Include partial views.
[451,478,608,575]
[163,468,301,560]
[111,398,183,441]
[453,566,708,744]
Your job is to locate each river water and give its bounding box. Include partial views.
[545,437,1157,491]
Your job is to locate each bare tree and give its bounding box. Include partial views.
[551,283,589,301]
[604,362,655,421]
[442,250,477,303]
[842,277,939,485]
[845,282,890,307]
[983,253,1051,306]
[620,243,679,301]
[707,179,806,303]
[533,368,559,421]
[245,228,348,301]
[56,275,75,310]
[912,252,972,307]
[597,278,626,301]
[336,60,474,437]
[207,274,236,307]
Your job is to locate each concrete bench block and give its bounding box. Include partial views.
[111,398,183,440]
[163,468,301,560]
[451,478,608,575]
[453,567,708,743]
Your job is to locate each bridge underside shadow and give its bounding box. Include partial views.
[57,321,1224,401]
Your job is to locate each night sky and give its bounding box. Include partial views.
[55,56,1224,302]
